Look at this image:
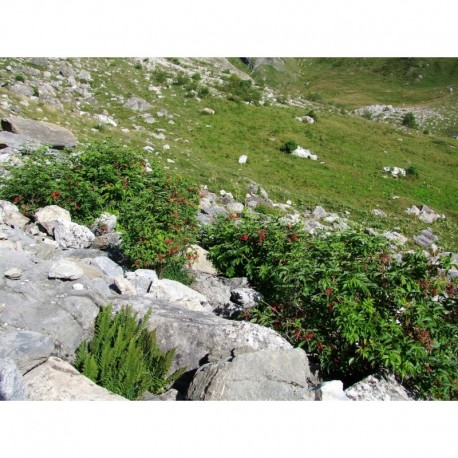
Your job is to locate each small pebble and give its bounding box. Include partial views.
[4,268,22,280]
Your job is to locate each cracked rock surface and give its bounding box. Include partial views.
[186,347,317,400]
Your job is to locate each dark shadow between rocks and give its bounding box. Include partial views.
[171,368,198,399]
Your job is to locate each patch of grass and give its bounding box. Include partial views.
[253,203,287,218]
[159,261,195,286]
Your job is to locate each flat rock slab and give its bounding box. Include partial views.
[0,330,55,374]
[24,357,127,400]
[146,278,211,312]
[88,256,123,279]
[0,131,41,151]
[2,116,76,149]
[49,259,84,280]
[111,297,293,373]
[187,348,315,401]
[0,249,100,358]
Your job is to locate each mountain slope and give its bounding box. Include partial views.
[0,57,457,249]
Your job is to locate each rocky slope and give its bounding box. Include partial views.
[1,57,457,252]
[0,196,415,401]
[1,58,455,401]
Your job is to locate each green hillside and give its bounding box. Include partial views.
[0,57,457,249]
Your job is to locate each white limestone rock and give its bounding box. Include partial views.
[24,357,127,401]
[48,259,84,280]
[124,269,158,295]
[4,267,22,280]
[146,278,211,312]
[0,201,30,230]
[114,275,137,296]
[35,205,71,236]
[53,220,95,249]
[187,245,217,275]
[345,371,413,401]
[313,380,350,401]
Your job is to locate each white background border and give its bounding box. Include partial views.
[1,1,456,456]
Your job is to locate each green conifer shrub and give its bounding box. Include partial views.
[402,112,417,128]
[74,304,186,400]
[280,140,298,154]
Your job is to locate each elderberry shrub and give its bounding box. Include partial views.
[202,215,458,400]
[0,141,200,274]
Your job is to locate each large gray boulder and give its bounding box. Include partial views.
[28,57,50,67]
[35,205,71,236]
[187,348,315,400]
[24,357,127,401]
[59,62,75,78]
[53,220,95,249]
[111,297,292,373]
[8,83,34,97]
[0,357,28,400]
[0,330,55,374]
[345,371,414,401]
[1,116,77,149]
